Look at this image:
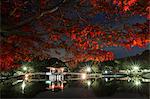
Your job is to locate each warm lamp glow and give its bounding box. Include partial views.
[25,74,29,81]
[132,66,139,71]
[87,80,91,86]
[86,67,91,72]
[134,79,141,86]
[81,73,87,79]
[23,66,27,71]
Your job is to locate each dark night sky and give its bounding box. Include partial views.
[104,45,149,58]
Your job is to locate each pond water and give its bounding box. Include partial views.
[1,77,149,99]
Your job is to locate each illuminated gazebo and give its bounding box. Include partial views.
[45,58,69,82]
[46,66,67,81]
[45,58,69,74]
[46,67,65,74]
[45,59,68,91]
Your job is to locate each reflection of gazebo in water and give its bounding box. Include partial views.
[46,80,67,91]
[45,58,69,91]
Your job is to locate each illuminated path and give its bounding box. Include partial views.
[9,72,135,79]
[3,71,149,82]
[10,72,150,88]
[17,72,126,81]
[11,73,125,82]
[25,73,150,82]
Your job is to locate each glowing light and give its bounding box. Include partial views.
[46,72,52,75]
[87,80,91,86]
[105,78,108,82]
[22,81,26,89]
[24,74,29,81]
[142,79,150,82]
[51,83,55,91]
[128,78,131,82]
[132,66,139,71]
[23,66,27,71]
[104,70,108,74]
[52,85,55,89]
[12,80,23,85]
[127,70,130,74]
[134,79,141,86]
[21,81,26,93]
[86,67,91,72]
[81,73,87,79]
[45,80,51,84]
[61,68,64,72]
[52,68,55,71]
[61,83,64,89]
[143,69,150,72]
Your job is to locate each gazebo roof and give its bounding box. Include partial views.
[46,58,67,68]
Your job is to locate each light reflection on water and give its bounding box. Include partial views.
[1,76,150,98]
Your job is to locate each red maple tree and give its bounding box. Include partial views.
[0,0,149,70]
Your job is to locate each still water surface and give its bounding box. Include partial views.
[1,77,149,99]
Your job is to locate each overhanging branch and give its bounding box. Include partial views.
[6,0,66,31]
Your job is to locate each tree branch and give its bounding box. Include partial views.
[6,0,66,31]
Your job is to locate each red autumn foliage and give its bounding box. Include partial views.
[0,0,149,71]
